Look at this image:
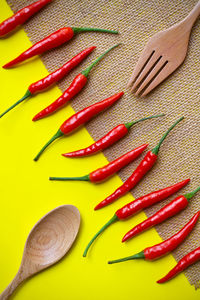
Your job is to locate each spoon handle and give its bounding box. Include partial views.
[0,270,25,300]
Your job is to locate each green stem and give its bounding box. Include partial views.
[34,129,63,162]
[184,186,200,201]
[72,27,118,34]
[108,251,145,264]
[81,44,121,77]
[83,214,118,257]
[125,114,165,130]
[0,90,31,118]
[152,116,184,155]
[49,174,90,181]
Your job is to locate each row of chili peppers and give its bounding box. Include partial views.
[0,3,123,126]
[48,111,200,283]
[1,0,199,285]
[1,44,121,119]
[83,178,200,284]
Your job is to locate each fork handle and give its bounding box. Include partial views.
[183,0,200,28]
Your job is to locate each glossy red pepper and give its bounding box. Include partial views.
[49,144,148,183]
[0,0,52,37]
[32,44,119,121]
[63,115,164,158]
[122,186,200,242]
[34,91,124,161]
[0,46,95,118]
[115,179,190,219]
[82,179,190,257]
[3,27,118,68]
[157,246,200,283]
[95,117,184,210]
[108,211,200,264]
[29,46,95,93]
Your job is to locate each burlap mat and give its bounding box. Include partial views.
[7,0,200,288]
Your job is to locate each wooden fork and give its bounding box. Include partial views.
[127,1,200,96]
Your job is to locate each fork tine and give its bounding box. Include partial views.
[135,59,167,95]
[131,54,162,92]
[127,50,155,88]
[140,63,174,96]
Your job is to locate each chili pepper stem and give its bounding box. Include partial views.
[49,175,90,181]
[83,214,118,257]
[108,251,145,264]
[152,116,184,155]
[0,90,32,118]
[125,114,165,129]
[81,44,121,77]
[72,27,118,34]
[184,186,200,200]
[34,129,63,161]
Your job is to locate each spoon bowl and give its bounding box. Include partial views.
[0,205,80,300]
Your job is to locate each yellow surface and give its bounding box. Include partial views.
[0,1,199,299]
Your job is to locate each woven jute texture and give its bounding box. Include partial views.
[7,0,200,288]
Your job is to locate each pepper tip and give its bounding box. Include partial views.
[2,64,9,69]
[122,236,127,243]
[2,60,14,68]
[94,203,102,210]
[156,279,163,284]
[32,115,39,121]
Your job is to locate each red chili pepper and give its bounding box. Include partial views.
[0,46,95,118]
[122,186,200,242]
[0,0,52,37]
[49,144,148,183]
[34,91,123,161]
[108,211,200,264]
[95,117,184,210]
[32,44,119,121]
[82,179,190,257]
[157,246,200,283]
[3,27,118,68]
[62,114,164,157]
[115,179,190,219]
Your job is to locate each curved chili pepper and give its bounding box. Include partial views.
[32,44,119,121]
[0,0,52,37]
[82,179,190,257]
[122,186,200,242]
[34,91,123,161]
[3,27,118,68]
[49,144,148,183]
[0,46,95,118]
[157,246,200,283]
[108,211,200,264]
[95,117,184,210]
[63,114,164,157]
[115,179,190,220]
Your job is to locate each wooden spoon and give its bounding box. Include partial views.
[0,205,80,300]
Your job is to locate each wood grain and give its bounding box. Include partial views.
[128,0,200,96]
[0,205,80,300]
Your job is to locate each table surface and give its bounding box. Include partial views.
[0,1,199,299]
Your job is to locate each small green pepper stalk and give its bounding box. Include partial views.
[151,116,184,155]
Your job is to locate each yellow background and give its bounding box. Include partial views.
[0,1,199,299]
